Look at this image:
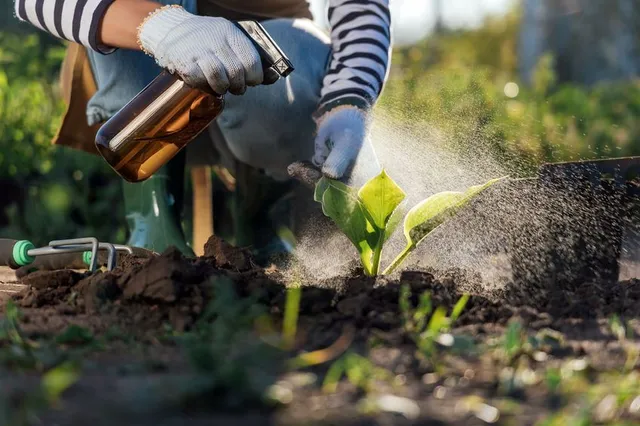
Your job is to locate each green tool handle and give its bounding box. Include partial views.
[0,239,35,269]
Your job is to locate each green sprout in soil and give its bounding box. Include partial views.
[399,285,472,362]
[177,277,281,409]
[322,351,393,394]
[314,170,506,276]
[608,314,639,371]
[282,285,302,351]
[0,361,80,426]
[0,300,41,370]
[0,302,82,425]
[538,368,640,425]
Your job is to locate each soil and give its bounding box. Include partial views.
[1,235,640,425]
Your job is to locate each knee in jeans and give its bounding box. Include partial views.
[215,17,331,174]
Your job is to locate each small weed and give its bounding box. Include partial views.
[175,277,282,409]
[40,361,81,406]
[545,368,562,394]
[491,321,564,367]
[0,303,98,372]
[0,300,24,345]
[539,369,640,425]
[503,321,525,362]
[282,285,302,351]
[55,325,94,346]
[486,322,569,400]
[608,315,639,371]
[322,351,393,394]
[0,302,82,426]
[0,361,80,426]
[0,300,40,370]
[399,285,473,361]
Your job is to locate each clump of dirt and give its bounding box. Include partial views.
[21,269,86,291]
[203,235,253,271]
[116,251,154,271]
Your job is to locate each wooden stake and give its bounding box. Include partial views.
[191,166,213,256]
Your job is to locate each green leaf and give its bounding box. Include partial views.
[545,368,562,392]
[314,176,330,203]
[5,299,21,323]
[403,191,466,244]
[384,201,405,242]
[609,314,626,341]
[345,355,366,387]
[450,294,470,324]
[427,306,449,335]
[317,178,379,275]
[0,300,24,344]
[55,324,94,346]
[504,321,523,358]
[282,286,301,350]
[41,362,80,403]
[384,176,506,275]
[414,291,433,332]
[405,176,506,247]
[358,170,406,229]
[322,357,345,394]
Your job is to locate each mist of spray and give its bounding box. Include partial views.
[289,107,516,283]
[288,102,639,288]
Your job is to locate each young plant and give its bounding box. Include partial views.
[398,285,472,360]
[322,351,393,394]
[176,277,283,409]
[314,170,506,275]
[608,314,639,371]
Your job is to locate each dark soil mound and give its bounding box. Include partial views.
[10,235,640,346]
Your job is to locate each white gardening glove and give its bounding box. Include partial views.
[138,5,263,95]
[312,107,379,181]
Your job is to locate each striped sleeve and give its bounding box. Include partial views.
[315,0,392,118]
[14,0,117,54]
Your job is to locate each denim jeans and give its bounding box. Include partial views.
[85,1,331,179]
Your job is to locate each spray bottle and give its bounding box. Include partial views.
[95,21,294,183]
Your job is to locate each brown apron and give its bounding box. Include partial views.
[52,0,312,155]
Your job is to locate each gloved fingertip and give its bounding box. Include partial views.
[323,154,354,180]
[322,163,345,180]
[312,154,326,168]
[229,85,247,96]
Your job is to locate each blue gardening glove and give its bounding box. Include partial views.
[312,107,378,180]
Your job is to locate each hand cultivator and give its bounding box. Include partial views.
[0,237,156,273]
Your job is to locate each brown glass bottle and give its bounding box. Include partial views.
[95,21,294,183]
[95,71,224,182]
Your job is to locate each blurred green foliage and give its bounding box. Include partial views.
[1,1,639,245]
[0,2,126,246]
[0,33,64,176]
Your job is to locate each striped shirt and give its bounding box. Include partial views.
[13,0,391,115]
[317,0,391,116]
